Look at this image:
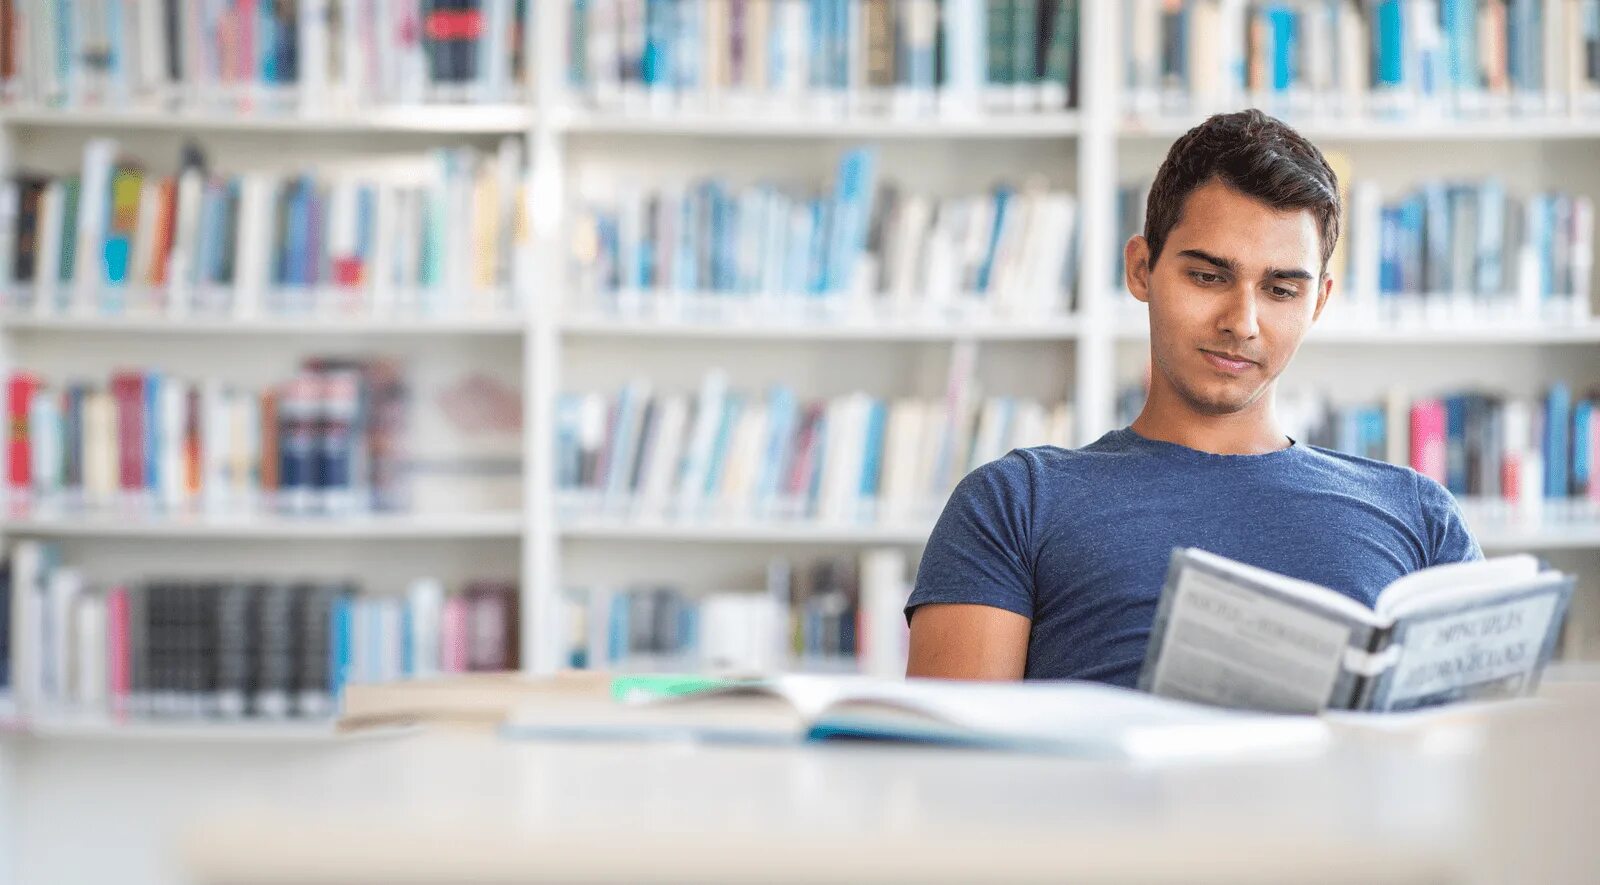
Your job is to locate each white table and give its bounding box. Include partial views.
[7,693,1598,885]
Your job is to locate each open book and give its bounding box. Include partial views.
[1137,548,1574,714]
[502,675,1330,760]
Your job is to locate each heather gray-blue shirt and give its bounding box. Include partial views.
[906,427,1484,686]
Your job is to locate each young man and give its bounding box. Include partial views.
[905,109,1482,683]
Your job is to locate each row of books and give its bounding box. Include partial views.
[4,358,409,516]
[1114,177,1595,322]
[555,369,1073,523]
[0,0,533,113]
[2,137,532,321]
[1122,0,1600,118]
[2,541,519,719]
[1276,384,1600,507]
[572,146,1079,320]
[567,0,1082,114]
[561,548,910,676]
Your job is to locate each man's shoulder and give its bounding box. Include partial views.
[1299,443,1422,495]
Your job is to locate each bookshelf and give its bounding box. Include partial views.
[0,0,1597,731]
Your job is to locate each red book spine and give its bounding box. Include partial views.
[7,372,37,491]
[110,372,145,492]
[149,178,178,287]
[441,595,469,674]
[107,585,131,721]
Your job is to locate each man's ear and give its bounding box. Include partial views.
[1312,272,1334,322]
[1125,236,1152,304]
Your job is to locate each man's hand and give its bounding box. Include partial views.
[906,603,1030,680]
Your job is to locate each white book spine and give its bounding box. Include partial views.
[74,595,107,709]
[232,173,274,320]
[47,568,82,709]
[32,183,64,317]
[860,547,910,679]
[160,381,185,511]
[167,168,205,318]
[73,138,118,314]
[12,542,44,714]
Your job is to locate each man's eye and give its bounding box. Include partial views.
[1270,286,1299,299]
[1189,271,1222,284]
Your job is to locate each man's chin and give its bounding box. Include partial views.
[1180,384,1263,416]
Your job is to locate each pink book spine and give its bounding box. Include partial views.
[106,585,131,721]
[1589,410,1600,504]
[1409,400,1447,484]
[441,595,469,673]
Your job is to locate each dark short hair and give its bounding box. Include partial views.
[1144,109,1340,273]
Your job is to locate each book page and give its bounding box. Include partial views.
[1146,566,1355,714]
[1374,554,1541,621]
[1374,588,1566,711]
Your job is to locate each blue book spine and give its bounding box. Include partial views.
[809,0,828,90]
[285,179,310,287]
[825,149,879,293]
[1423,182,1452,293]
[858,398,887,500]
[977,188,1012,293]
[1380,205,1402,295]
[1574,400,1593,495]
[807,413,828,513]
[704,395,743,496]
[1269,5,1296,93]
[1375,0,1405,87]
[608,595,628,665]
[758,387,798,509]
[1547,384,1572,498]
[1476,179,1506,295]
[806,198,828,294]
[605,385,640,498]
[643,0,665,86]
[330,594,353,698]
[1444,395,1468,495]
[1400,196,1425,294]
[1362,408,1387,461]
[143,372,161,495]
[556,393,582,489]
[1442,0,1477,90]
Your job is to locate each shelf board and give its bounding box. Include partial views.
[560,517,934,545]
[1113,316,1600,345]
[556,109,1083,138]
[559,313,1081,341]
[0,104,535,134]
[0,510,524,539]
[1,314,526,336]
[1119,114,1600,142]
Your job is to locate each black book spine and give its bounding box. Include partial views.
[293,581,339,719]
[251,582,293,718]
[216,581,252,718]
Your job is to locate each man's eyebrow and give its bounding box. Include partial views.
[1175,249,1239,273]
[1266,267,1316,281]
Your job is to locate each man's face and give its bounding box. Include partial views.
[1126,179,1332,417]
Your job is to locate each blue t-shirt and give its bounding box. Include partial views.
[906,427,1484,687]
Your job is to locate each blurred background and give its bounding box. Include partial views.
[0,0,1595,881]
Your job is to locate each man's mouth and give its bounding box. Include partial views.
[1199,349,1259,373]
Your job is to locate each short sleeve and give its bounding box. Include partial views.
[905,453,1037,624]
[1415,472,1484,566]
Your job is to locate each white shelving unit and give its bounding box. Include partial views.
[1,0,1598,692]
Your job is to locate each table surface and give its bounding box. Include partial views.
[166,698,1595,885]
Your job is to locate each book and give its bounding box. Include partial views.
[1138,547,1574,714]
[501,674,1332,759]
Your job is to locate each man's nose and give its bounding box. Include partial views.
[1217,284,1260,340]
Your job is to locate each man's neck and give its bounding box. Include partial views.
[1130,391,1291,456]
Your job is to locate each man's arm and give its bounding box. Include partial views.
[906,603,1030,680]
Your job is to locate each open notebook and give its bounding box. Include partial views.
[1138,548,1574,714]
[501,675,1331,760]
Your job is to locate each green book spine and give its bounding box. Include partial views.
[58,178,80,285]
[986,0,1014,89]
[1012,0,1038,90]
[1043,0,1077,105]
